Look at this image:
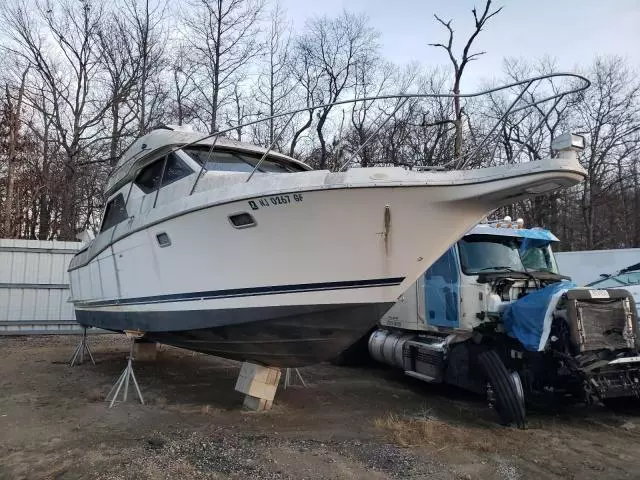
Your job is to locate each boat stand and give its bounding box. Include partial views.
[69,327,95,366]
[105,332,145,408]
[283,368,307,389]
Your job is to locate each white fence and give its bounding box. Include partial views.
[0,238,84,334]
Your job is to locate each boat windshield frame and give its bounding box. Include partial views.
[587,271,640,288]
[107,73,590,197]
[181,145,306,174]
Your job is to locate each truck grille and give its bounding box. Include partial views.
[565,289,637,353]
[576,300,630,351]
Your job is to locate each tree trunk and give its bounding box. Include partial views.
[3,85,16,237]
[210,0,222,134]
[175,72,184,126]
[139,0,150,135]
[289,111,313,158]
[3,71,27,238]
[634,161,640,247]
[453,77,462,160]
[617,158,630,246]
[38,157,51,240]
[317,110,329,169]
[59,145,78,240]
[109,100,120,167]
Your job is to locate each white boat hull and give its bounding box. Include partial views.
[69,159,586,366]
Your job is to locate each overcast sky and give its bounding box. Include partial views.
[280,0,640,89]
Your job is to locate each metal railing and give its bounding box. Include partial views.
[113,73,590,196]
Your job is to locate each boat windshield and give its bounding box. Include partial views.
[458,235,527,275]
[182,146,306,173]
[587,271,640,288]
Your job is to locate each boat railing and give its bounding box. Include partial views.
[149,72,590,194]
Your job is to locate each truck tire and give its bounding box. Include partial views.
[478,350,526,428]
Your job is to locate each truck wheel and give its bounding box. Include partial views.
[478,350,526,428]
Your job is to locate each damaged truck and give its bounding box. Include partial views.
[356,218,640,427]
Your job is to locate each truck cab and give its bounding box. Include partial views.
[368,217,640,427]
[381,218,566,333]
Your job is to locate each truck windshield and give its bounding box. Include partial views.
[458,234,560,275]
[519,241,559,273]
[458,235,526,274]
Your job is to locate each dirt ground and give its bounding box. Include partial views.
[2,335,640,479]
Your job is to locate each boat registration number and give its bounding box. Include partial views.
[248,193,303,210]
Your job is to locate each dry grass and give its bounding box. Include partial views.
[374,411,525,454]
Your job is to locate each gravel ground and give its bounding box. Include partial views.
[2,335,640,479]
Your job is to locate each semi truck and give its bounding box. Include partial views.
[351,218,640,427]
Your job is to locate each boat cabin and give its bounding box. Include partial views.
[100,126,311,235]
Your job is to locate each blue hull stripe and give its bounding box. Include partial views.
[75,277,405,308]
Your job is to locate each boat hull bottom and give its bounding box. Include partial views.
[75,303,394,367]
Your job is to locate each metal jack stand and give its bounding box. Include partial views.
[69,327,95,366]
[283,368,307,389]
[105,330,145,408]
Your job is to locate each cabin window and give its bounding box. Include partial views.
[182,146,305,173]
[588,271,640,288]
[187,150,254,173]
[100,194,128,232]
[135,153,193,193]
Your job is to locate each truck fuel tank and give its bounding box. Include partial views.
[369,329,449,382]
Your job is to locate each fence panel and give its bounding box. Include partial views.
[0,239,86,334]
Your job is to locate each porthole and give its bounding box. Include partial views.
[228,212,257,229]
[156,232,172,247]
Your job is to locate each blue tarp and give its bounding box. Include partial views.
[502,280,577,351]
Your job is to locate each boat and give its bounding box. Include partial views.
[68,75,590,367]
[586,263,640,312]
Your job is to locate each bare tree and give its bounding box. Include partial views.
[97,13,142,166]
[225,82,252,140]
[124,0,167,135]
[2,0,115,239]
[169,43,198,126]
[253,1,293,147]
[2,65,29,237]
[294,11,378,169]
[288,42,320,158]
[575,57,640,249]
[183,0,264,133]
[429,0,502,163]
[348,60,394,167]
